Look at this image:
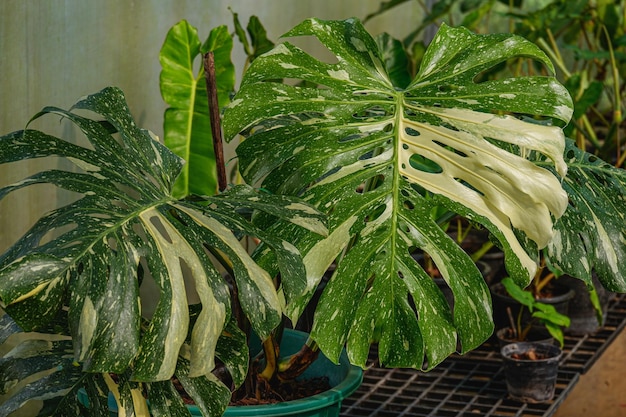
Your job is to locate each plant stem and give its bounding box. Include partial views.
[470,240,494,262]
[277,337,320,382]
[203,51,228,192]
[505,306,518,339]
[259,334,280,381]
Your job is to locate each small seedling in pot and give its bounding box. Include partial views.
[501,277,571,348]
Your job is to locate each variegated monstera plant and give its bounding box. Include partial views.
[224,18,626,368]
[0,88,327,416]
[1,16,625,417]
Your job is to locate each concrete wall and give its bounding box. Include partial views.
[0,0,425,253]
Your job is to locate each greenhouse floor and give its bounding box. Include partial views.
[340,294,626,417]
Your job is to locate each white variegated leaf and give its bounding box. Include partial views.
[0,87,326,415]
[225,19,573,368]
[541,140,626,292]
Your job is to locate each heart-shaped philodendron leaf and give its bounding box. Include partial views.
[160,21,235,199]
[0,87,326,415]
[224,19,573,369]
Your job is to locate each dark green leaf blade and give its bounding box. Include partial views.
[544,140,626,292]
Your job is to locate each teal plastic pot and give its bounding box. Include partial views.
[222,329,362,417]
[80,329,362,417]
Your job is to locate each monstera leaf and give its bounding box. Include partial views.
[224,19,573,369]
[0,87,326,416]
[543,140,626,292]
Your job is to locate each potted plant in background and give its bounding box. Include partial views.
[490,257,575,330]
[2,11,626,417]
[495,277,570,403]
[495,277,571,348]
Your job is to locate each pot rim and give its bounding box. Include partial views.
[500,341,562,363]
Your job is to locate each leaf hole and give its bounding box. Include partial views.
[314,166,341,185]
[433,140,467,157]
[439,122,459,132]
[438,85,456,93]
[359,150,376,161]
[37,223,78,248]
[287,36,340,65]
[409,154,443,174]
[455,178,484,196]
[149,216,173,244]
[405,127,420,137]
[339,133,366,143]
[364,203,386,223]
[404,200,415,210]
[114,182,142,201]
[138,256,161,319]
[352,105,391,120]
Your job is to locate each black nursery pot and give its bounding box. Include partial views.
[500,342,562,403]
[559,274,611,336]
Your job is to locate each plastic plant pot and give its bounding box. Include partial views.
[79,329,363,417]
[500,342,562,403]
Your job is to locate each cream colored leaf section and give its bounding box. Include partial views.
[140,207,226,379]
[104,373,150,417]
[399,105,568,279]
[171,205,231,377]
[175,203,282,334]
[285,202,329,236]
[284,216,358,323]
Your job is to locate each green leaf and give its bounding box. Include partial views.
[501,277,535,309]
[533,303,570,327]
[174,358,231,417]
[246,15,275,58]
[376,32,412,89]
[231,12,275,64]
[0,314,86,417]
[160,21,235,198]
[544,321,565,348]
[145,381,190,417]
[573,80,603,119]
[214,318,249,387]
[225,19,573,368]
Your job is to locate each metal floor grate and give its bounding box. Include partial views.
[340,294,626,417]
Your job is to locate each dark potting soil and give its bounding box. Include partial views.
[229,376,331,406]
[171,376,331,406]
[509,348,551,361]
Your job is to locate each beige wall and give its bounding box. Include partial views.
[0,0,424,253]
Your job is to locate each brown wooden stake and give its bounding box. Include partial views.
[203,51,228,192]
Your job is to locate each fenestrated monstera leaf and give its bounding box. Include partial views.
[224,19,573,369]
[0,87,326,416]
[542,140,626,292]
